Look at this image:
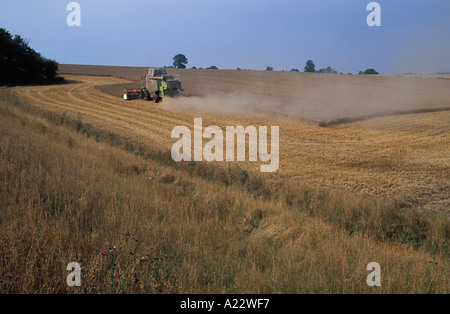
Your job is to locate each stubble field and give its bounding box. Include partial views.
[0,64,448,293]
[30,65,450,202]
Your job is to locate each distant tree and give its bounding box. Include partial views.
[304,59,316,73]
[206,65,218,70]
[237,67,242,70]
[327,66,337,74]
[317,66,338,74]
[364,68,379,75]
[172,54,188,69]
[266,66,273,71]
[191,66,197,69]
[0,28,61,86]
[290,69,300,72]
[358,71,364,75]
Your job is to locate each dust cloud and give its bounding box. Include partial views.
[163,70,450,125]
[163,92,281,118]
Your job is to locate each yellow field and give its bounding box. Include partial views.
[19,69,450,202]
[0,66,448,293]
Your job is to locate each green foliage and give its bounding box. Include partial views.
[364,68,379,75]
[80,233,183,294]
[266,66,273,71]
[290,69,300,72]
[304,59,316,73]
[172,54,188,69]
[0,28,61,86]
[317,66,338,74]
[359,69,379,75]
[206,65,218,70]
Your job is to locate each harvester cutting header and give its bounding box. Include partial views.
[123,68,182,103]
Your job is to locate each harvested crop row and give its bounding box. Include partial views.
[16,74,450,205]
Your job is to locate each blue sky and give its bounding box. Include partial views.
[1,0,449,74]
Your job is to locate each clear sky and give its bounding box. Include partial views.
[1,0,449,74]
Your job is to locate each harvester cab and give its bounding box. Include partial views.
[123,67,182,103]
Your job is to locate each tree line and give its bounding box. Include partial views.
[277,59,379,75]
[172,54,378,75]
[0,28,62,86]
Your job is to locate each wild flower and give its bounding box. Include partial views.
[80,234,183,294]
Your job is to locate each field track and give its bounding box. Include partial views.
[15,67,450,206]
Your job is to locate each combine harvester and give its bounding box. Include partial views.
[123,67,182,103]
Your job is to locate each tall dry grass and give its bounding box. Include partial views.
[0,87,448,293]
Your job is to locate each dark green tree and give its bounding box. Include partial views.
[206,65,218,70]
[304,59,316,73]
[172,54,188,69]
[317,66,338,74]
[266,66,273,71]
[364,68,379,75]
[0,28,60,86]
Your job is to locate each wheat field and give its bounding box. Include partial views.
[0,66,448,293]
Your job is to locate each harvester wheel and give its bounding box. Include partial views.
[143,89,150,101]
[153,92,162,103]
